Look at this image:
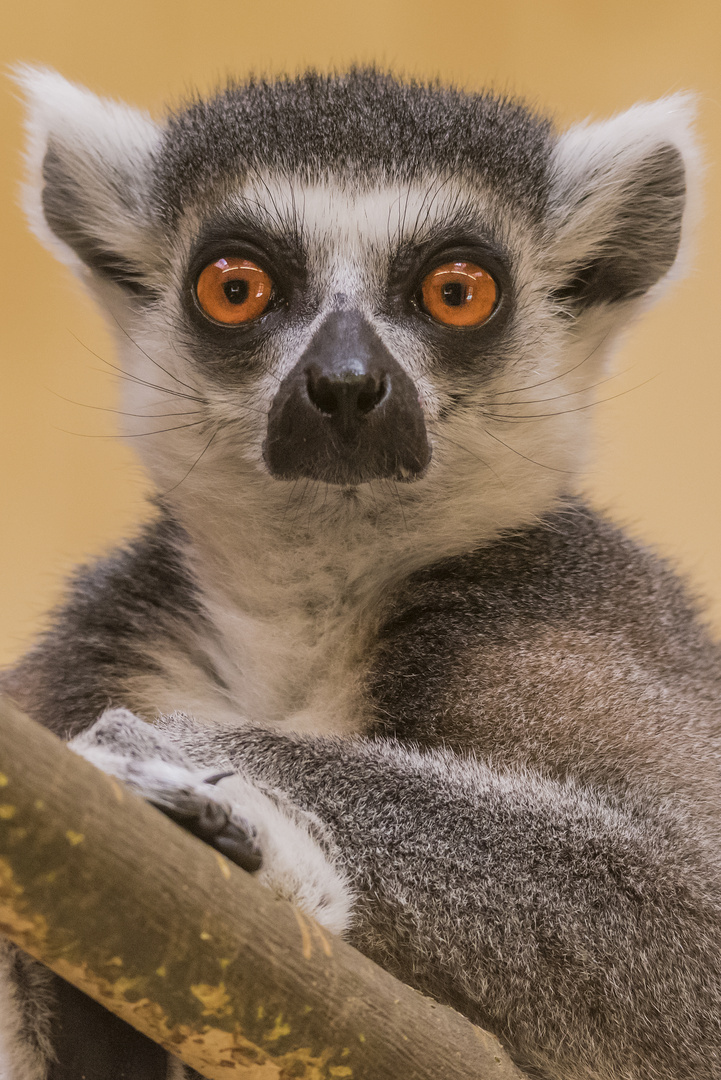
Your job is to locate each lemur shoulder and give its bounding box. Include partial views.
[2,67,720,1080]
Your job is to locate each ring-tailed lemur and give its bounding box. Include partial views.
[1,66,719,1080]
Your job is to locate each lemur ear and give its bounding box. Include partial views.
[15,66,162,295]
[547,95,699,308]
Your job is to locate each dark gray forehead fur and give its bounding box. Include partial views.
[153,69,554,224]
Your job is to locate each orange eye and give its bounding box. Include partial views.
[420,261,498,328]
[196,257,273,324]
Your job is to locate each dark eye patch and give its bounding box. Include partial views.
[382,235,514,373]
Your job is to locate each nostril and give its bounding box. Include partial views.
[356,377,387,415]
[307,372,339,415]
[306,369,388,418]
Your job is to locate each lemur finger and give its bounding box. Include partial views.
[148,794,263,873]
[212,825,263,872]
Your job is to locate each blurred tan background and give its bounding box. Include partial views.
[0,0,719,665]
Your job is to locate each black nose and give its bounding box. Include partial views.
[263,310,431,486]
[305,365,388,433]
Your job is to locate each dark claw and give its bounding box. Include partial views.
[204,771,236,786]
[148,795,263,873]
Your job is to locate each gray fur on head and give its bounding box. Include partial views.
[17,68,695,306]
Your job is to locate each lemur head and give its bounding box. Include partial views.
[18,68,696,566]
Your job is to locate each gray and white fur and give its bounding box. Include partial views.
[1,66,719,1080]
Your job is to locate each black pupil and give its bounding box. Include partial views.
[441,281,467,307]
[223,278,250,305]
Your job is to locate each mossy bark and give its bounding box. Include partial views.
[0,694,524,1080]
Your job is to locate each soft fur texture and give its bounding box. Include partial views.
[1,68,718,1080]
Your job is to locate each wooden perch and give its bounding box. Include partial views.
[0,693,524,1080]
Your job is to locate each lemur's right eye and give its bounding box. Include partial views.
[196,257,274,325]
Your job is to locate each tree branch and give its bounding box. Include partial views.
[0,694,524,1080]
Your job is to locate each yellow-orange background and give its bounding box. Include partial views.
[1,1,720,665]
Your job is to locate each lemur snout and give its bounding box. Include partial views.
[305,366,388,430]
[264,310,431,485]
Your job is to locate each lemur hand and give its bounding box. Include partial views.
[68,707,261,870]
[68,708,353,933]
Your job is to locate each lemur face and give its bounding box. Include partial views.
[20,70,694,545]
[154,171,538,491]
[180,177,518,488]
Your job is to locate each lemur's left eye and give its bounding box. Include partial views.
[196,257,273,324]
[420,261,498,327]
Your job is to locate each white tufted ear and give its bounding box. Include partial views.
[14,66,163,294]
[547,94,700,308]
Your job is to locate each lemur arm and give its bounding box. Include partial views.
[190,724,721,1080]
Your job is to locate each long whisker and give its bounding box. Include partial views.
[86,364,201,403]
[292,477,313,526]
[391,480,410,538]
[408,171,456,246]
[483,426,575,474]
[160,428,219,497]
[218,399,277,420]
[306,480,322,532]
[480,367,634,410]
[69,331,207,405]
[73,346,268,424]
[484,331,613,400]
[174,328,287,390]
[481,375,658,423]
[399,180,414,244]
[282,477,302,526]
[427,427,505,486]
[318,481,331,525]
[48,390,203,420]
[287,177,306,251]
[245,162,290,238]
[56,418,212,439]
[370,478,381,509]
[109,312,202,395]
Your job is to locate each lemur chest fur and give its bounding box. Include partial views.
[127,542,381,735]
